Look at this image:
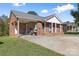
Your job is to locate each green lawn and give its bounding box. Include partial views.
[0,36,63,56]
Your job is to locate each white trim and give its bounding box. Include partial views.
[46,17,61,24]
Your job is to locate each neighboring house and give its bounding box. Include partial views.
[9,10,64,36]
[63,21,77,32]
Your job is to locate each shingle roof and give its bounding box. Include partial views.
[11,10,44,22]
[63,22,76,26]
[11,10,62,23]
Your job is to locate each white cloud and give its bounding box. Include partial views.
[53,4,75,13]
[13,3,26,7]
[41,9,48,13]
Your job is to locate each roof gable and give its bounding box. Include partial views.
[63,22,76,26]
[46,15,62,24]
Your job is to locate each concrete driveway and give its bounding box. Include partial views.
[21,35,79,56]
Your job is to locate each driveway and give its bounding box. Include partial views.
[21,35,79,56]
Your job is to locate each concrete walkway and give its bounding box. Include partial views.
[21,35,79,56]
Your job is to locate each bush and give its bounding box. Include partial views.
[0,15,9,36]
[64,32,79,34]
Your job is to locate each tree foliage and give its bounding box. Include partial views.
[71,4,79,26]
[0,15,9,36]
[27,11,38,15]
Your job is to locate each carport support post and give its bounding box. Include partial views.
[55,23,57,33]
[60,24,63,32]
[26,23,27,34]
[60,24,61,32]
[44,22,46,32]
[72,26,73,32]
[52,23,53,33]
[17,20,19,36]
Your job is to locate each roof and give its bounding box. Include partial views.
[63,22,76,26]
[11,10,44,22]
[10,10,62,23]
[45,14,62,23]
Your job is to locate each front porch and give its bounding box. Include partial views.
[67,25,76,32]
[12,20,44,36]
[9,10,64,36]
[19,22,36,35]
[10,20,63,36]
[44,22,63,35]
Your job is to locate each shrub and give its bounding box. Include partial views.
[64,32,79,34]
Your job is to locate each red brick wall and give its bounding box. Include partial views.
[19,23,26,34]
[9,13,17,36]
[37,21,44,35]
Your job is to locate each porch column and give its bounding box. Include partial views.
[14,22,16,34]
[55,23,57,33]
[44,22,46,32]
[17,20,19,36]
[26,23,27,34]
[60,24,62,32]
[69,26,70,32]
[72,26,73,32]
[51,23,53,33]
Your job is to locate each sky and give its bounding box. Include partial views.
[0,3,77,22]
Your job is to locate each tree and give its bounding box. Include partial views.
[71,4,79,31]
[1,15,9,36]
[0,18,3,36]
[71,4,79,26]
[27,11,38,15]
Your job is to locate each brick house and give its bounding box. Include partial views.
[9,10,64,36]
[63,21,79,32]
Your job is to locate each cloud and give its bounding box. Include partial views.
[13,3,26,7]
[41,9,48,13]
[53,4,75,13]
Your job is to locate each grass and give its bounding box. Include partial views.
[0,36,63,56]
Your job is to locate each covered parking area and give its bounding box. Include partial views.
[9,10,44,36]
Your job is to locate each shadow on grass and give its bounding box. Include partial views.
[0,41,4,44]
